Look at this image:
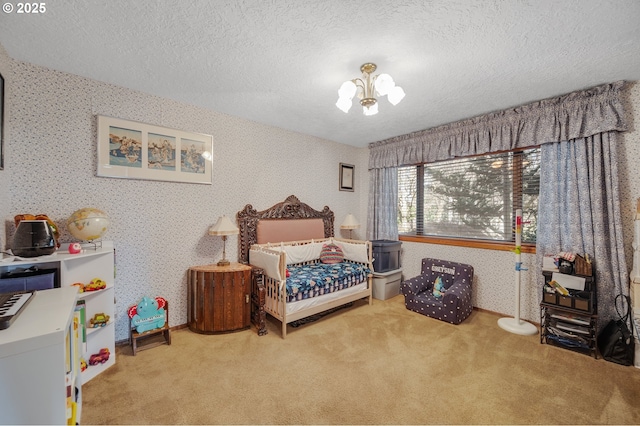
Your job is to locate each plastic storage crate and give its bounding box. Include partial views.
[372,269,402,300]
[372,240,402,273]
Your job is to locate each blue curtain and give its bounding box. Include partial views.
[537,132,628,326]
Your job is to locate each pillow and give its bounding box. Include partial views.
[432,276,445,298]
[333,240,369,264]
[320,243,344,264]
[284,242,323,264]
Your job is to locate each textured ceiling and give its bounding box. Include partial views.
[1,0,640,147]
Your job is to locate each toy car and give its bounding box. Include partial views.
[71,282,84,293]
[84,278,106,292]
[89,312,110,328]
[89,348,110,366]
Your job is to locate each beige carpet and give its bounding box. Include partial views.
[82,295,640,425]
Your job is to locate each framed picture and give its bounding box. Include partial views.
[339,163,354,192]
[0,72,4,170]
[97,116,213,184]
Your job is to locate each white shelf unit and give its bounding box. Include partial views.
[0,241,116,385]
[61,243,116,384]
[0,286,81,424]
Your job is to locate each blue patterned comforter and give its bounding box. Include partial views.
[286,261,371,303]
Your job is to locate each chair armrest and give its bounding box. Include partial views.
[443,279,471,304]
[401,274,431,296]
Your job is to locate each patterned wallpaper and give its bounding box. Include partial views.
[1,55,368,341]
[2,44,639,339]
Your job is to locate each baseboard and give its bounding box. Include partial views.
[116,310,540,346]
[116,323,188,346]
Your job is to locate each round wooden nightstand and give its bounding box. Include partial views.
[187,262,252,334]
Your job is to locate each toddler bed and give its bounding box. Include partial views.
[237,195,373,338]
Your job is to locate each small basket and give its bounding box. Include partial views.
[573,254,593,276]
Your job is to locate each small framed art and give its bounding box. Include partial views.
[96,115,213,184]
[339,163,354,192]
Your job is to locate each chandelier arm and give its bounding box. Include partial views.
[352,78,365,100]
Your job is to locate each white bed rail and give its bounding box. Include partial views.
[249,238,373,338]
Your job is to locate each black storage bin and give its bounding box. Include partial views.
[372,240,402,273]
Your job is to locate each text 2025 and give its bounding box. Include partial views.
[17,3,46,13]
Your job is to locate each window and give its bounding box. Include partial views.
[398,148,540,246]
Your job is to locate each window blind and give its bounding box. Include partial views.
[398,148,540,242]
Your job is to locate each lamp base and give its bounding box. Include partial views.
[217,259,230,267]
[497,317,538,335]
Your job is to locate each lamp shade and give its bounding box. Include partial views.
[363,102,378,116]
[340,214,360,230]
[208,216,239,236]
[374,73,395,96]
[338,80,357,99]
[336,96,353,113]
[387,85,406,105]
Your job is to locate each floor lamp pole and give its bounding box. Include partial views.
[498,209,538,335]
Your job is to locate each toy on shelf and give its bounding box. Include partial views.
[84,277,106,292]
[549,279,569,296]
[89,312,110,328]
[89,348,110,366]
[80,358,87,372]
[129,296,167,333]
[71,282,84,293]
[68,242,82,254]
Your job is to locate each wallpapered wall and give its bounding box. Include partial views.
[0,52,369,341]
[2,42,639,340]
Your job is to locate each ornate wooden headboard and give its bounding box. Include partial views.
[236,195,334,264]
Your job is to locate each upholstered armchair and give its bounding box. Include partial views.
[401,258,474,325]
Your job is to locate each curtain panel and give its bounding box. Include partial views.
[368,81,628,169]
[537,133,629,327]
[366,167,399,240]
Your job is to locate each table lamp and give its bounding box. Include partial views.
[208,215,239,266]
[340,214,360,239]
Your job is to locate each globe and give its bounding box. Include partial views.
[67,208,110,242]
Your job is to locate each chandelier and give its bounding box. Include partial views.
[335,63,405,116]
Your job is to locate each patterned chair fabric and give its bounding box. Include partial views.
[401,258,474,324]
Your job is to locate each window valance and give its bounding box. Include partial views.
[368,80,628,169]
